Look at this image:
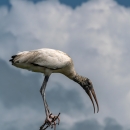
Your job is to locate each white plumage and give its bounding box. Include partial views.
[10,48,99,130]
[12,48,76,78]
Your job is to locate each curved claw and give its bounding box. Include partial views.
[40,113,60,130]
[51,113,60,122]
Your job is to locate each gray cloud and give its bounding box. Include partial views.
[72,119,102,130]
[0,59,85,112]
[104,118,123,130]
[71,117,123,130]
[0,59,42,109]
[0,59,87,130]
[0,59,125,130]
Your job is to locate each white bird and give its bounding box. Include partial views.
[9,48,99,130]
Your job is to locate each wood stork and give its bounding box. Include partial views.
[9,48,99,130]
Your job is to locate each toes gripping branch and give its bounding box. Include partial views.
[40,113,60,130]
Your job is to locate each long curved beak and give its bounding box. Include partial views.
[85,86,99,113]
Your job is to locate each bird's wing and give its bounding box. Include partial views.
[12,49,71,70]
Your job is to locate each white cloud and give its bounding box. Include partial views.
[0,0,130,129]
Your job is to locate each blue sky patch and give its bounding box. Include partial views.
[0,0,130,8]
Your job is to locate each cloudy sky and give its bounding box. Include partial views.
[0,0,130,130]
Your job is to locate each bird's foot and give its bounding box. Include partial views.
[40,113,60,130]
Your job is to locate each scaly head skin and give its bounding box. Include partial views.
[73,74,99,113]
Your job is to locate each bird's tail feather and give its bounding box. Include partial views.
[9,55,17,63]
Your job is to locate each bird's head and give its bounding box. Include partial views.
[81,78,99,113]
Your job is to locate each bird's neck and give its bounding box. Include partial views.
[73,73,87,87]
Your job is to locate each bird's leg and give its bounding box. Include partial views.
[45,100,51,115]
[40,76,50,118]
[40,76,60,130]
